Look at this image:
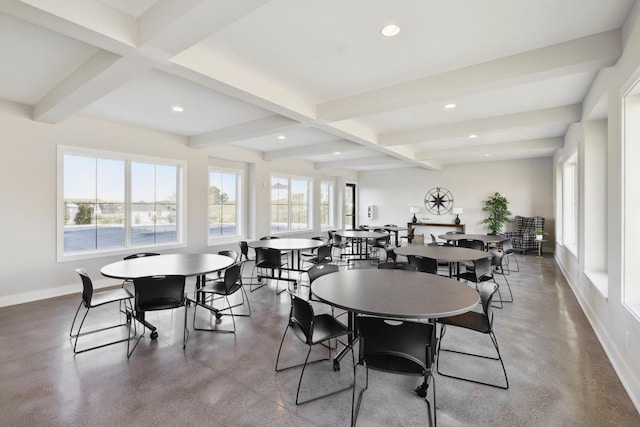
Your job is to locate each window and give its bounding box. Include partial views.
[270,175,311,233]
[320,180,334,229]
[562,151,578,255]
[623,85,640,316]
[59,146,184,259]
[209,168,241,240]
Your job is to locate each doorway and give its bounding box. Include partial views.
[345,183,356,230]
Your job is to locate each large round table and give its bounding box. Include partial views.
[312,269,480,369]
[335,230,386,262]
[395,244,489,277]
[101,253,235,335]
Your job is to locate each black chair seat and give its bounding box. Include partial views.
[90,288,133,307]
[458,271,494,283]
[138,296,184,312]
[308,314,348,344]
[439,310,490,333]
[199,280,242,295]
[363,354,426,375]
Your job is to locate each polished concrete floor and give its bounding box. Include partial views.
[1,253,639,426]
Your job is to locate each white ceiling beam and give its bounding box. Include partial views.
[263,140,362,161]
[317,30,620,121]
[188,115,301,148]
[33,50,150,123]
[139,0,270,56]
[379,105,581,147]
[415,138,563,161]
[315,156,399,170]
[582,67,612,120]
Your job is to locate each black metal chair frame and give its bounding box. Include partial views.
[70,268,135,354]
[489,248,514,304]
[436,281,509,389]
[127,274,189,358]
[275,292,354,405]
[192,263,250,333]
[352,316,436,427]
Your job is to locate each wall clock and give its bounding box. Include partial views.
[424,187,454,215]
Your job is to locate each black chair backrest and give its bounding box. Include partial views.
[308,263,339,284]
[489,248,504,268]
[260,236,279,240]
[377,262,417,271]
[315,245,332,263]
[385,247,397,262]
[75,268,93,307]
[255,247,282,268]
[333,234,344,245]
[218,250,239,262]
[457,239,484,250]
[478,281,499,330]
[239,241,250,260]
[124,252,160,260]
[327,230,336,244]
[133,275,186,312]
[430,234,437,243]
[407,255,438,274]
[289,293,314,345]
[221,264,241,293]
[502,238,514,254]
[473,257,492,281]
[356,316,434,374]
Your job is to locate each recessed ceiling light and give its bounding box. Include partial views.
[277,135,286,140]
[334,151,341,155]
[444,103,456,109]
[171,105,184,112]
[469,134,478,139]
[380,24,400,37]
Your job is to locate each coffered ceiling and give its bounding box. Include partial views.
[0,0,634,170]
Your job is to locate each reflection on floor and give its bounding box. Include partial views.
[1,254,638,426]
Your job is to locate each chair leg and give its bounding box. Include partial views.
[71,300,135,355]
[436,324,509,389]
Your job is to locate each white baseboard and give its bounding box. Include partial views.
[554,254,640,414]
[0,277,121,308]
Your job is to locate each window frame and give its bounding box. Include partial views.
[207,166,243,244]
[562,150,578,256]
[269,173,313,234]
[57,145,186,262]
[320,180,335,230]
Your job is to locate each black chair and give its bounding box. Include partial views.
[208,250,239,281]
[501,238,519,272]
[377,262,416,271]
[302,244,332,268]
[260,235,280,240]
[457,239,484,250]
[252,247,289,294]
[238,240,256,281]
[70,268,134,354]
[193,264,249,333]
[331,233,350,263]
[352,316,436,427]
[436,281,509,389]
[275,293,354,405]
[307,263,339,285]
[400,227,415,245]
[128,275,188,357]
[123,252,160,260]
[407,255,438,274]
[489,248,514,304]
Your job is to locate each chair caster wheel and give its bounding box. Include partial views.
[333,359,340,371]
[215,312,223,319]
[150,331,158,340]
[415,383,427,398]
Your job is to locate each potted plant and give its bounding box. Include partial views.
[533,228,547,240]
[481,192,512,234]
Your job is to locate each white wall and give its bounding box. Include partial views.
[553,0,640,411]
[358,158,554,241]
[0,100,356,306]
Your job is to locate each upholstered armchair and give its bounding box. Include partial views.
[504,216,545,254]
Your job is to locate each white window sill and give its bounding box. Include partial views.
[584,270,608,301]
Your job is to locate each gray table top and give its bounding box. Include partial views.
[336,230,387,239]
[247,238,326,251]
[101,253,234,280]
[312,269,480,319]
[438,234,507,243]
[395,245,490,262]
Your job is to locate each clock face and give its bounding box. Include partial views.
[424,187,453,215]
